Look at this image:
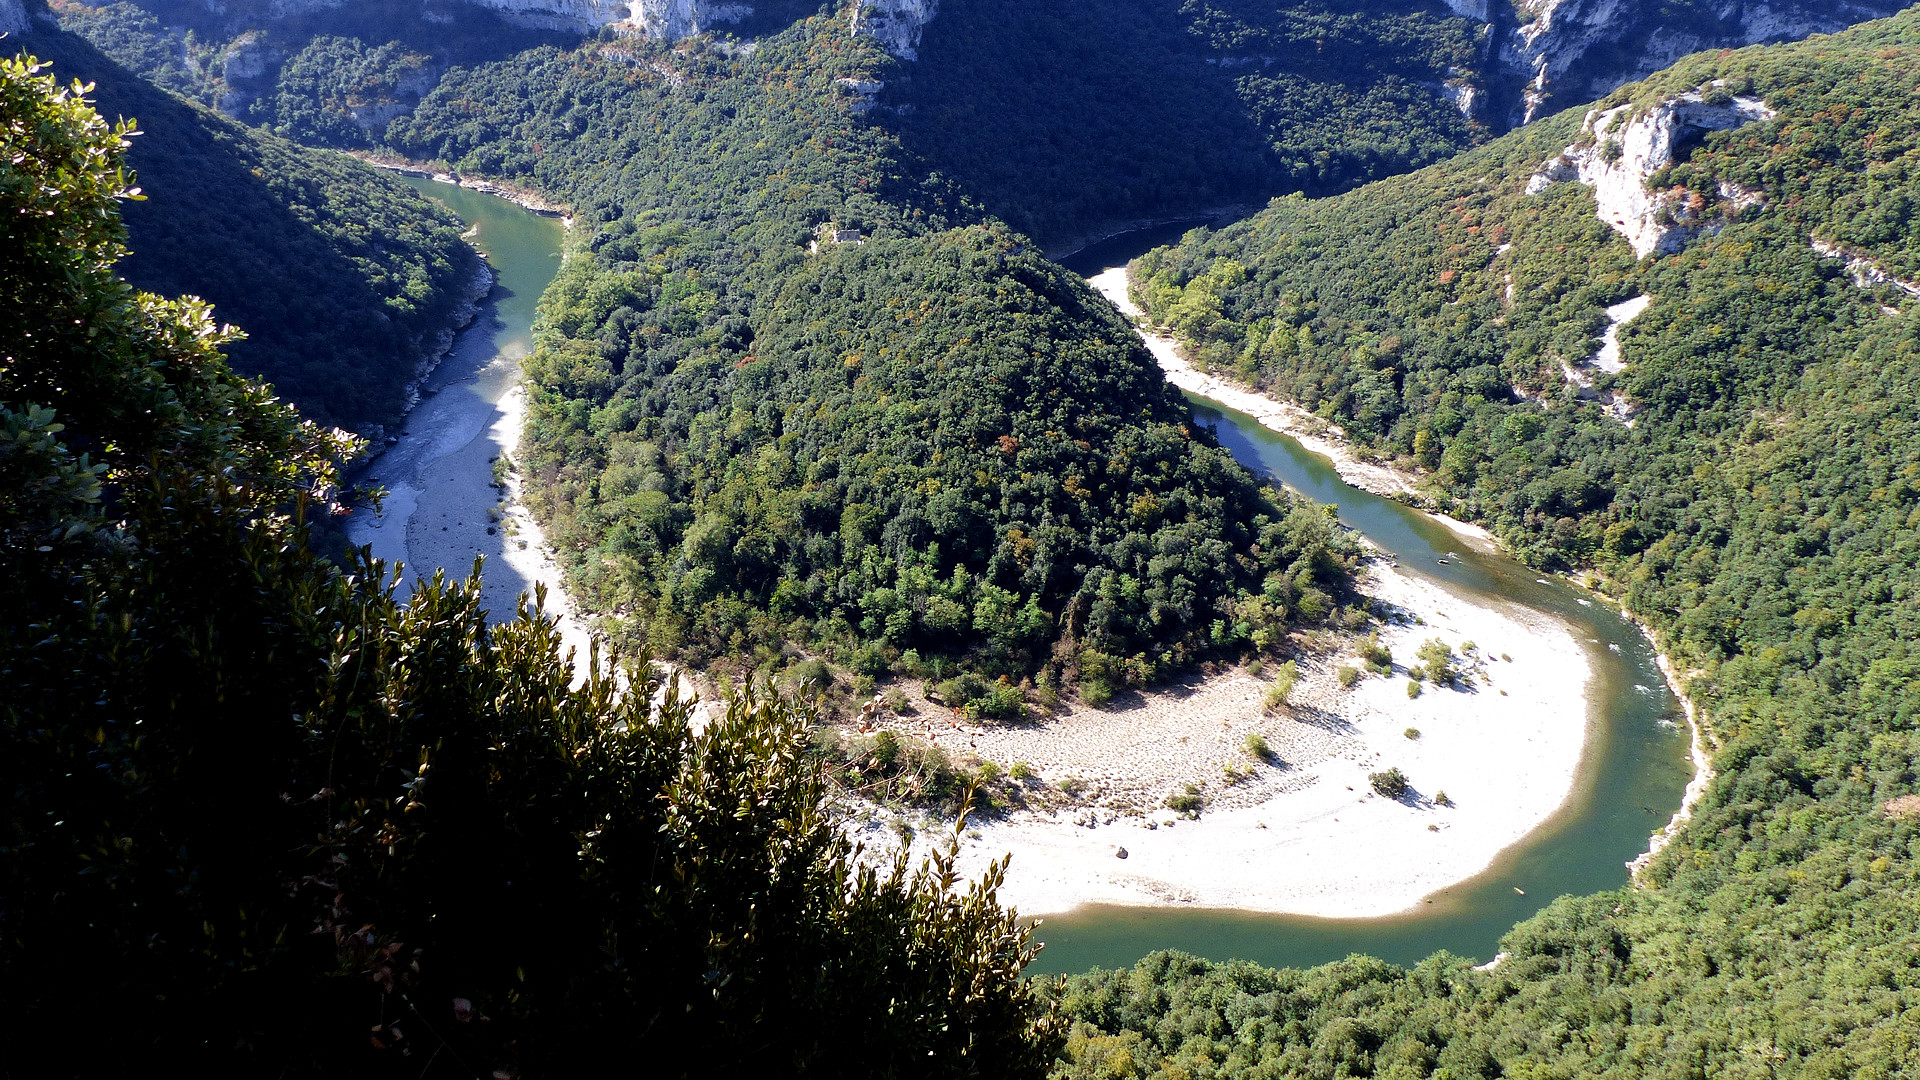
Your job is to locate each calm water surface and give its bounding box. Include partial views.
[1027,224,1692,974]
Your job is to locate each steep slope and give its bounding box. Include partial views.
[55,0,1916,249]
[1055,12,1920,1077]
[18,25,484,435]
[0,51,1055,1077]
[877,0,1490,244]
[387,18,1360,693]
[1487,0,1912,125]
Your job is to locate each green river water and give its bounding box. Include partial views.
[399,193,1693,978]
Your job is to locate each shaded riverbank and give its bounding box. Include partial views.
[344,179,591,666]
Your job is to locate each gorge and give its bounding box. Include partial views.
[359,186,1694,981]
[8,2,1920,1076]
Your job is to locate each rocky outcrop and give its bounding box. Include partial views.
[1492,0,1905,126]
[460,0,636,32]
[849,0,935,60]
[1812,239,1920,306]
[214,31,281,114]
[834,76,883,113]
[636,0,751,39]
[458,0,749,36]
[1526,86,1774,257]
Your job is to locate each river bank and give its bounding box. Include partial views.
[1627,621,1713,878]
[867,559,1592,918]
[1090,261,1720,883]
[350,150,576,224]
[1086,258,1710,901]
[1086,267,1498,553]
[345,179,596,673]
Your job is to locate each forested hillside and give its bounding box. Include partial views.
[879,0,1487,244]
[21,26,483,434]
[0,49,1056,1076]
[387,19,1360,696]
[1049,12,1920,1076]
[50,0,1490,245]
[58,0,1911,251]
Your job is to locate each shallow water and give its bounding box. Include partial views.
[345,179,564,616]
[1024,227,1693,975]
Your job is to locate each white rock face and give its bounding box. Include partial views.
[1498,0,1901,125]
[850,0,936,60]
[632,0,752,39]
[459,0,748,36]
[1591,294,1651,373]
[1526,88,1774,258]
[215,31,281,113]
[0,0,29,35]
[461,0,637,32]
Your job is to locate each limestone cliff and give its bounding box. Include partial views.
[451,0,751,36]
[459,0,635,32]
[214,30,279,114]
[1489,0,1905,125]
[848,0,935,60]
[1526,85,1774,257]
[1,0,29,35]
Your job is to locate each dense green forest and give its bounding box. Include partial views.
[880,0,1486,244]
[55,0,1494,247]
[1047,12,1920,1076]
[15,0,1920,1075]
[0,50,1057,1076]
[20,25,483,435]
[387,19,1361,697]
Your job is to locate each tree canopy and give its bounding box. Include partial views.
[0,48,1059,1077]
[388,18,1361,696]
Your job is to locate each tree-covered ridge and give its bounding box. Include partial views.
[261,32,439,146]
[535,223,1356,686]
[876,0,1488,245]
[1048,12,1920,1077]
[62,0,1494,249]
[387,18,1358,695]
[21,27,484,435]
[0,49,1057,1076]
[44,0,221,102]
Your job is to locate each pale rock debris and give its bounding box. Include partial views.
[1592,294,1651,374]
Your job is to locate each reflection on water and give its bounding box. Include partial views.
[1026,243,1692,976]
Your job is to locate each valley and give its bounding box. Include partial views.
[343,178,592,663]
[6,1,1920,1076]
[360,186,1692,978]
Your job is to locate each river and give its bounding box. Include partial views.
[362,193,1691,978]
[1026,222,1694,974]
[345,179,578,650]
